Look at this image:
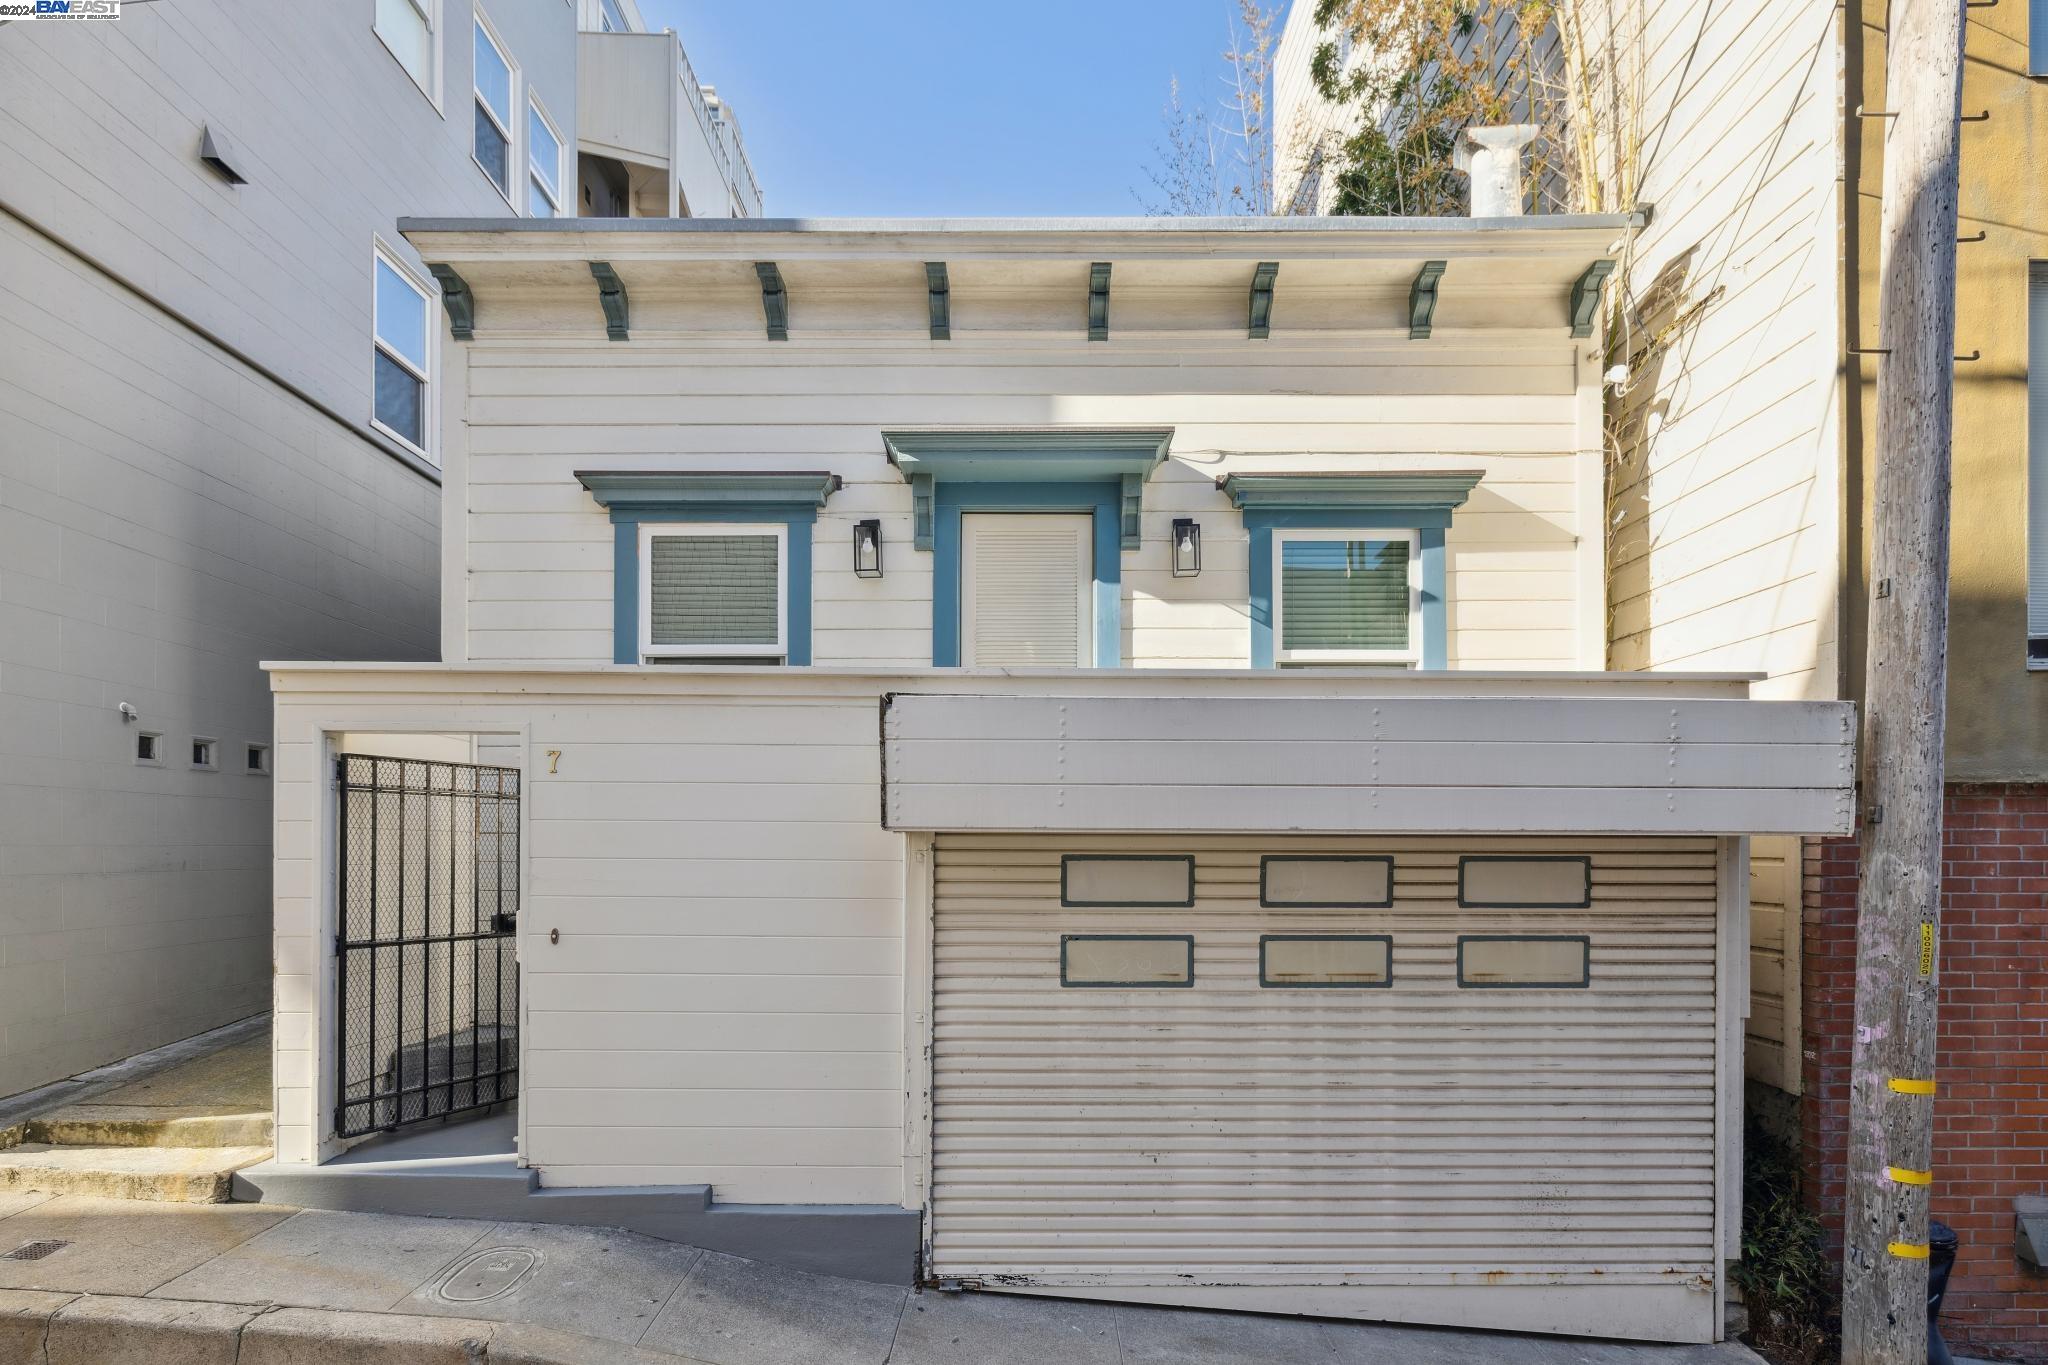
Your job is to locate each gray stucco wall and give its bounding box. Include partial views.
[0,0,575,1095]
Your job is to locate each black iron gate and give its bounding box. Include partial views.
[335,753,520,1139]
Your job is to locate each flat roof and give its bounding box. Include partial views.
[397,213,1641,236]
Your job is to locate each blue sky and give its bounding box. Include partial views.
[636,1,1268,217]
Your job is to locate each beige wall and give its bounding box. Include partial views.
[452,336,1603,672]
[1845,1,2048,779]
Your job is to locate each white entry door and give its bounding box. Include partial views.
[960,514,1093,667]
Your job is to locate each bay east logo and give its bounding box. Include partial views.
[1,0,121,16]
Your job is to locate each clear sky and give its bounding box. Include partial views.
[636,1,1267,218]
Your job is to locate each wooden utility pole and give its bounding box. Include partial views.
[1840,2,1966,1361]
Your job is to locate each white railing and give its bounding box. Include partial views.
[675,44,762,216]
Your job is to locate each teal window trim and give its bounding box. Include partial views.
[577,472,837,665]
[1223,472,1479,671]
[933,481,1123,667]
[1246,512,1446,669]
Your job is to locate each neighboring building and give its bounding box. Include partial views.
[1270,0,2048,1355]
[0,1,757,1100]
[1271,0,1355,213]
[246,214,1856,1346]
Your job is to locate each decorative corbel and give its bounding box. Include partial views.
[1408,260,1447,339]
[925,262,950,341]
[1120,473,1143,551]
[426,264,474,341]
[910,472,935,551]
[1247,261,1279,339]
[756,262,789,340]
[1088,262,1111,341]
[1569,260,1616,338]
[588,261,629,341]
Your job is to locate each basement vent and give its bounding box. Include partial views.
[2,1240,70,1261]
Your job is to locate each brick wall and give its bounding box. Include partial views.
[1803,783,2048,1361]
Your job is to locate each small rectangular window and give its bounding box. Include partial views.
[1457,856,1592,909]
[1260,935,1391,988]
[246,744,271,775]
[1273,529,1420,668]
[374,0,435,97]
[527,99,562,217]
[373,251,433,458]
[135,732,161,765]
[599,0,627,31]
[473,17,515,201]
[1060,935,1194,988]
[1260,855,1392,908]
[191,738,218,770]
[1456,935,1590,989]
[640,524,787,662]
[1060,855,1195,908]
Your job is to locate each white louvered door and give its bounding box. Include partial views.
[927,834,1723,1342]
[960,515,1092,667]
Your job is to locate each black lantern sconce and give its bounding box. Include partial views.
[1171,518,1201,577]
[854,519,884,579]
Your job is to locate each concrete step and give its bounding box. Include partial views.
[23,1106,273,1149]
[0,1143,272,1203]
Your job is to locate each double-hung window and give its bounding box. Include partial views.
[639,524,788,663]
[372,250,433,459]
[472,17,516,203]
[527,99,564,217]
[375,0,436,97]
[1272,528,1420,667]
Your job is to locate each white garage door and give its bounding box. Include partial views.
[927,834,1725,1343]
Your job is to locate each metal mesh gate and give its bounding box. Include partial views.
[335,754,520,1139]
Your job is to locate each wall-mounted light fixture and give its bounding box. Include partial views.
[1171,518,1201,577]
[854,519,883,579]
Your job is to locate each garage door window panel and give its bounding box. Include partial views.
[1259,855,1393,908]
[1059,854,1195,907]
[1457,934,1591,988]
[1260,934,1392,988]
[1457,855,1593,908]
[1060,934,1195,987]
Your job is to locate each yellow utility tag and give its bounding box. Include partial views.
[1919,922,1935,976]
[1889,1241,1931,1260]
[1887,1167,1933,1186]
[1889,1078,1937,1096]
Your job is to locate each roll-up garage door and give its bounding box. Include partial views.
[927,834,1724,1343]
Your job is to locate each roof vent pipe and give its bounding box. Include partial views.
[1454,124,1539,217]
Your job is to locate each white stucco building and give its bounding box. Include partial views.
[246,214,1857,1344]
[0,0,757,1097]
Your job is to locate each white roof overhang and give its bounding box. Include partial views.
[881,692,1857,837]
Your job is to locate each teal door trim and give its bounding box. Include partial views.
[933,482,1122,667]
[576,473,839,666]
[1245,511,1448,670]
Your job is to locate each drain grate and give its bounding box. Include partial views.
[1,1240,69,1261]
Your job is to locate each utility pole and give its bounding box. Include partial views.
[1840,1,1965,1361]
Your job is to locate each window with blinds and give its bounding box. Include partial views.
[639,524,785,661]
[1273,530,1419,665]
[2029,263,2048,666]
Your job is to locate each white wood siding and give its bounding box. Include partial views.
[455,341,1600,671]
[926,833,1723,1343]
[1606,0,1843,701]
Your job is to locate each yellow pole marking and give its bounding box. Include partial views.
[1919,922,1936,976]
[1888,1241,1931,1259]
[1887,1167,1933,1186]
[1889,1078,1937,1095]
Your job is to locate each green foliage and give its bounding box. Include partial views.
[1733,1117,1835,1365]
[1328,123,1463,216]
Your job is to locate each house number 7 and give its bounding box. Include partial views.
[546,749,561,774]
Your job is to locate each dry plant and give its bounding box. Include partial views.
[1138,0,1282,216]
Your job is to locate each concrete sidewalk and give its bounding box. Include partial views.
[0,1193,1767,1365]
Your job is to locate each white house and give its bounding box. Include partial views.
[249,215,1857,1345]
